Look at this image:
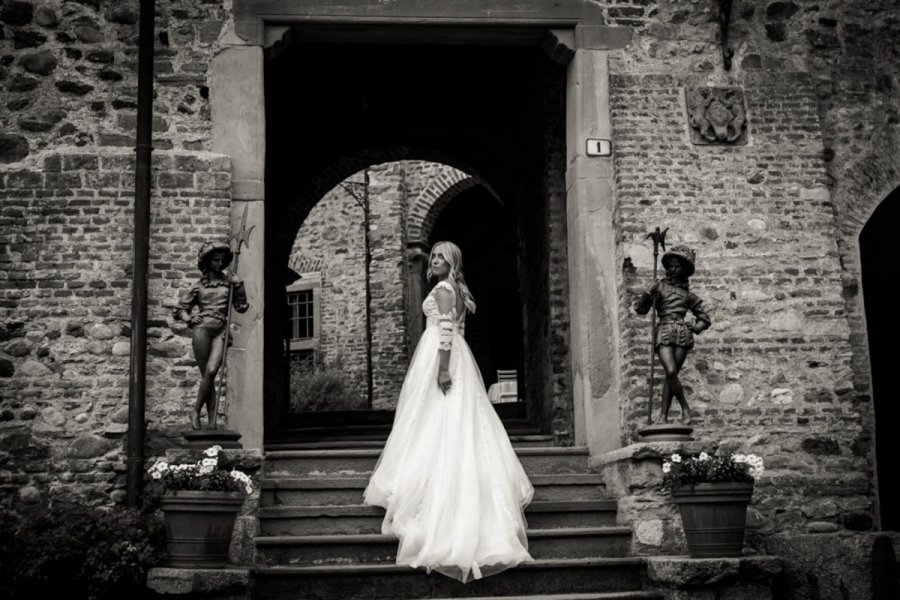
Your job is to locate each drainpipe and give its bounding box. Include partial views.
[126,0,155,508]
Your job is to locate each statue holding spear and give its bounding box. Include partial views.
[174,206,253,430]
[634,229,711,427]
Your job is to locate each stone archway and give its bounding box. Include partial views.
[859,186,900,531]
[828,148,900,531]
[214,0,633,453]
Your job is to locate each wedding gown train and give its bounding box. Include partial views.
[363,280,534,583]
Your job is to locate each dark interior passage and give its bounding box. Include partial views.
[262,29,568,435]
[429,185,524,394]
[860,186,900,531]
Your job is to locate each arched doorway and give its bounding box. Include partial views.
[860,186,900,530]
[262,33,570,438]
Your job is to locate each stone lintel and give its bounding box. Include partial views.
[147,567,250,597]
[574,25,634,51]
[235,0,610,45]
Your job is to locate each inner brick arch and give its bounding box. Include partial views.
[407,173,479,247]
[264,147,502,425]
[270,147,487,266]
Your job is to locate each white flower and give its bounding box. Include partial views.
[204,445,223,458]
[229,469,253,494]
[671,453,682,463]
[662,462,672,473]
[698,452,710,461]
[148,460,169,479]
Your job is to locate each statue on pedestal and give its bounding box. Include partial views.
[635,243,711,426]
[173,242,248,430]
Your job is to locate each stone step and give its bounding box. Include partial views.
[252,558,650,599]
[428,594,664,600]
[259,500,618,535]
[266,434,558,451]
[266,423,544,444]
[261,474,607,506]
[256,527,634,566]
[263,447,591,478]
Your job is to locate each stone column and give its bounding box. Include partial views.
[406,244,428,354]
[565,45,621,454]
[211,45,265,450]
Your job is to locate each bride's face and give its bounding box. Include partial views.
[430,251,450,278]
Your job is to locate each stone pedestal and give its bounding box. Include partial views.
[147,567,250,600]
[183,429,243,450]
[647,556,783,600]
[637,423,695,442]
[594,441,706,555]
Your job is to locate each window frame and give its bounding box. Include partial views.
[285,277,321,353]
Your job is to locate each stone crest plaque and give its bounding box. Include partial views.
[685,87,748,145]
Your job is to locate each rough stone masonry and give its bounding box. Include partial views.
[1,1,899,598]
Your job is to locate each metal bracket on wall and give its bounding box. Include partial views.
[718,0,734,70]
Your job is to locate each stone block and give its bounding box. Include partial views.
[0,134,30,163]
[647,556,783,600]
[147,567,250,599]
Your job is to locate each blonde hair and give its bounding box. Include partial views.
[427,241,476,314]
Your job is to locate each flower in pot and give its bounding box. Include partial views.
[149,445,254,568]
[661,451,765,558]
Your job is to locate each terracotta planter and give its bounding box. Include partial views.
[672,481,754,558]
[159,490,245,568]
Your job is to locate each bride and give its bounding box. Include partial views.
[363,240,534,583]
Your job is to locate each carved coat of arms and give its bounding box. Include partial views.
[685,87,748,145]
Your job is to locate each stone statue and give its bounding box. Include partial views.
[634,245,711,425]
[174,242,249,430]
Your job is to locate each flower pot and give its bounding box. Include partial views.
[159,490,245,568]
[672,481,754,558]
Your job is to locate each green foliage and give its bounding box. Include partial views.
[0,501,164,600]
[660,451,764,492]
[289,356,365,412]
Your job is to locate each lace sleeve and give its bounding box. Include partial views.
[434,281,455,351]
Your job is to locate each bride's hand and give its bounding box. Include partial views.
[438,369,452,394]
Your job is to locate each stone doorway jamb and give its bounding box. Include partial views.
[210,39,266,451]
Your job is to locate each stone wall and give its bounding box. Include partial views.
[0,0,235,508]
[608,0,890,537]
[0,0,228,161]
[543,63,572,441]
[0,150,231,507]
[289,178,369,406]
[366,163,410,409]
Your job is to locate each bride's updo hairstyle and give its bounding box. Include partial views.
[427,241,477,314]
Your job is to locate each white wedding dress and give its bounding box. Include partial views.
[363,280,534,583]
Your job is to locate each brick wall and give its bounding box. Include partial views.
[605,0,896,549]
[289,177,369,406]
[0,150,231,506]
[366,163,410,409]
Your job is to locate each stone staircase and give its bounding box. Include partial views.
[251,416,662,600]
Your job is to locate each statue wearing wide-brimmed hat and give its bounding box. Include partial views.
[635,243,711,425]
[174,241,249,430]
